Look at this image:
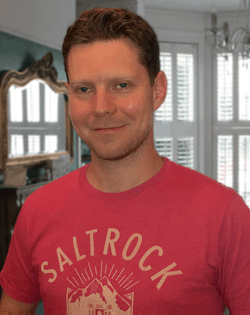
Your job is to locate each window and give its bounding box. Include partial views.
[9,85,23,122]
[239,136,250,203]
[154,43,198,170]
[28,135,40,154]
[45,135,58,153]
[8,79,65,158]
[45,84,59,122]
[10,135,24,157]
[27,80,40,122]
[217,135,233,188]
[214,53,250,207]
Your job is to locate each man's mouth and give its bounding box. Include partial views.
[95,126,124,133]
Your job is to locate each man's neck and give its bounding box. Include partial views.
[86,152,164,193]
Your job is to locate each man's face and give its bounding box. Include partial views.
[66,39,165,162]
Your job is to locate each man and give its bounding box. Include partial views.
[0,7,250,314]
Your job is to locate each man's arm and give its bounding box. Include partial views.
[0,290,40,314]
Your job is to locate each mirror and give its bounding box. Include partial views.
[0,52,73,170]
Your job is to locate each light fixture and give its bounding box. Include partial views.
[205,0,250,58]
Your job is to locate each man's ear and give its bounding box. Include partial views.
[65,82,70,115]
[153,71,167,111]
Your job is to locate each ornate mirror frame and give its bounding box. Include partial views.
[0,52,73,170]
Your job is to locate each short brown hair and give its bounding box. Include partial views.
[62,7,160,86]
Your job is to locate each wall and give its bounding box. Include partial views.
[0,31,66,81]
[77,0,145,18]
[0,0,75,50]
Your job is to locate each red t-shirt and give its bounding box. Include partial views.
[1,158,250,314]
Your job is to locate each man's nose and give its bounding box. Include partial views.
[90,89,117,117]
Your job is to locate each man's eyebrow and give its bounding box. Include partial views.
[70,76,135,87]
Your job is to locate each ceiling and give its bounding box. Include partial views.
[77,0,242,12]
[144,0,241,12]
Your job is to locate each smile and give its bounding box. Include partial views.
[95,127,123,134]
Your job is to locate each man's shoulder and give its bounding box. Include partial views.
[25,167,83,205]
[14,167,86,234]
[168,161,236,201]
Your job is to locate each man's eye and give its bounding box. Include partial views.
[78,87,89,93]
[117,83,128,89]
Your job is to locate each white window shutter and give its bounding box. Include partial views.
[177,137,194,169]
[154,43,197,170]
[155,138,173,160]
[9,85,23,122]
[156,53,172,122]
[44,83,59,122]
[217,135,233,188]
[215,53,250,207]
[239,136,250,206]
[177,54,194,122]
[28,135,40,155]
[45,135,58,153]
[238,57,250,121]
[27,80,40,122]
[217,54,233,121]
[10,135,24,157]
[8,79,66,158]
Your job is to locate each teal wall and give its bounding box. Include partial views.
[0,31,66,82]
[0,31,78,171]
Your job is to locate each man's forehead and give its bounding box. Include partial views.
[67,39,146,85]
[68,38,141,59]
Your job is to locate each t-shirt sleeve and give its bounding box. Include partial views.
[217,193,250,314]
[0,203,41,303]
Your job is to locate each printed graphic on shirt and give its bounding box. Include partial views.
[66,262,135,314]
[41,228,183,313]
[67,276,134,314]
